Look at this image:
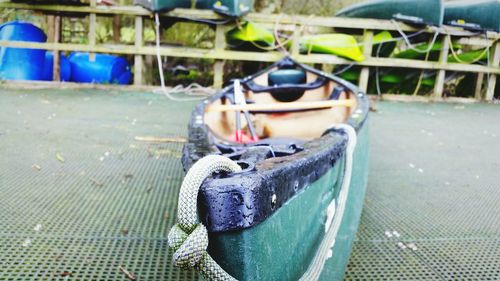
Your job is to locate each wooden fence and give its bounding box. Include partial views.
[0,1,499,100]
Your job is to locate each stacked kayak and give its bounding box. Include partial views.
[444,0,500,32]
[393,41,462,60]
[298,34,365,61]
[336,0,444,26]
[12,0,83,4]
[226,21,374,62]
[226,22,275,51]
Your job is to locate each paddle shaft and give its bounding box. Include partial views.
[206,99,356,113]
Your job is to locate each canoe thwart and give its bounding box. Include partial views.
[206,99,356,112]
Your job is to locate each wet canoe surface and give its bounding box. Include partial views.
[209,125,369,280]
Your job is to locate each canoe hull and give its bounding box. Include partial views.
[336,0,443,26]
[134,0,253,16]
[208,124,369,280]
[444,0,500,32]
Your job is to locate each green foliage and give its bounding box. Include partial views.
[96,24,112,43]
[120,27,156,44]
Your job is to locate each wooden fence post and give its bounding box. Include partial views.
[291,24,300,57]
[89,0,97,62]
[213,24,227,89]
[358,30,373,93]
[474,73,484,100]
[134,16,144,85]
[52,16,61,81]
[433,35,450,99]
[485,41,500,100]
[47,15,61,81]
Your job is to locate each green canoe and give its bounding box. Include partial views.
[444,0,500,32]
[176,57,369,280]
[134,0,253,17]
[226,21,275,51]
[336,0,444,26]
[197,0,253,17]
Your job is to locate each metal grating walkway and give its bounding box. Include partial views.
[1,88,499,280]
[346,101,500,281]
[0,89,198,280]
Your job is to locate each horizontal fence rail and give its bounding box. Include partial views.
[0,1,499,100]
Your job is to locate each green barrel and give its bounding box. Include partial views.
[208,124,370,280]
[444,0,500,32]
[336,0,444,26]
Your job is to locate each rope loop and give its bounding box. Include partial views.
[168,155,241,280]
[168,223,209,269]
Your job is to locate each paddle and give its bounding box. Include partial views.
[233,80,259,142]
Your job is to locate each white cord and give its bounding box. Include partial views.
[153,13,215,101]
[299,124,357,281]
[392,20,440,54]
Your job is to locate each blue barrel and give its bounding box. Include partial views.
[68,52,131,84]
[0,21,47,80]
[42,52,71,81]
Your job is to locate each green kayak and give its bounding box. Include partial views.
[299,31,395,61]
[447,49,488,64]
[226,21,275,51]
[372,31,396,58]
[393,41,462,60]
[336,0,444,26]
[444,0,500,32]
[12,0,82,4]
[174,57,369,281]
[298,33,365,61]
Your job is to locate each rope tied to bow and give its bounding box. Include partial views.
[167,155,241,280]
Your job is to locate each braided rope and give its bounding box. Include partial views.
[168,155,241,280]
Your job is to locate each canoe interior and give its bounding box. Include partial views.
[204,69,357,141]
[208,122,370,280]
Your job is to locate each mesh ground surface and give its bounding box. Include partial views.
[1,89,500,280]
[0,89,198,280]
[346,101,500,281]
